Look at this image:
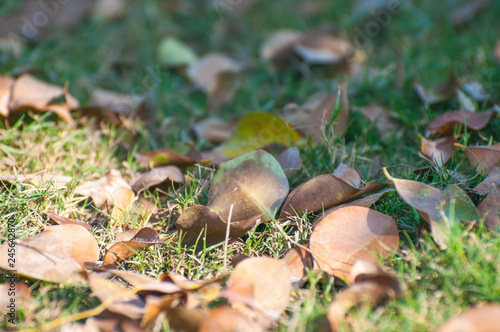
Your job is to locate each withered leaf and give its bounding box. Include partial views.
[103,227,163,266]
[276,147,302,177]
[135,148,197,169]
[0,172,72,190]
[44,210,93,232]
[199,306,263,332]
[333,163,362,188]
[208,150,289,222]
[0,225,99,283]
[358,105,397,139]
[438,304,500,332]
[74,169,131,208]
[420,135,457,167]
[477,186,500,232]
[175,205,262,249]
[450,0,491,26]
[192,117,238,144]
[280,172,389,218]
[282,245,314,289]
[425,110,495,137]
[310,206,399,283]
[110,187,136,228]
[464,143,500,175]
[413,72,461,105]
[474,166,500,195]
[223,257,292,322]
[260,29,303,64]
[131,166,185,193]
[0,75,14,117]
[0,283,31,311]
[293,32,354,65]
[186,53,241,108]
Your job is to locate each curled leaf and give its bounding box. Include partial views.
[75,169,131,208]
[44,210,92,232]
[131,166,185,193]
[420,135,457,167]
[425,110,495,137]
[135,148,197,169]
[464,144,500,175]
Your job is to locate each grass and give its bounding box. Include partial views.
[1,0,499,330]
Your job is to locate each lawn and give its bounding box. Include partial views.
[1,0,499,331]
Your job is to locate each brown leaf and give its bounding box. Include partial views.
[282,245,314,289]
[465,144,500,175]
[175,205,262,249]
[74,169,131,208]
[77,310,145,332]
[420,135,457,167]
[425,110,495,137]
[0,282,31,312]
[103,227,163,266]
[280,173,389,218]
[450,0,491,26]
[477,186,500,232]
[358,105,397,139]
[44,210,93,232]
[165,307,205,332]
[199,306,263,332]
[87,273,145,320]
[260,29,303,64]
[413,71,461,105]
[0,172,72,190]
[207,150,289,222]
[474,166,500,195]
[438,304,500,332]
[0,225,99,283]
[135,148,197,169]
[276,147,302,177]
[186,53,241,108]
[324,260,402,332]
[222,257,292,323]
[131,166,185,193]
[293,32,354,65]
[333,163,362,188]
[310,206,399,283]
[193,117,239,144]
[0,75,14,117]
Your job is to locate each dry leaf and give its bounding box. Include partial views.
[477,186,500,232]
[260,29,303,63]
[420,135,457,167]
[131,166,184,193]
[0,282,31,312]
[44,210,93,232]
[76,310,144,332]
[223,257,292,323]
[208,150,289,222]
[280,172,389,218]
[186,53,241,108]
[464,144,500,175]
[135,148,197,169]
[110,187,136,228]
[210,112,303,161]
[474,166,500,195]
[282,245,314,289]
[276,147,302,177]
[0,172,72,190]
[199,306,263,332]
[358,105,397,139]
[0,225,98,283]
[413,72,461,105]
[103,227,163,266]
[175,205,262,249]
[450,0,491,26]
[425,110,495,137]
[324,260,402,332]
[438,304,500,332]
[193,117,238,144]
[75,169,131,208]
[333,163,362,188]
[293,32,354,65]
[0,75,14,117]
[310,206,399,283]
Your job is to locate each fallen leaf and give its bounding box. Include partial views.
[76,310,144,332]
[157,36,197,67]
[282,245,314,289]
[0,75,14,117]
[358,105,398,138]
[464,144,500,175]
[309,206,399,282]
[165,307,205,332]
[425,110,495,137]
[260,29,303,65]
[44,210,93,232]
[477,186,500,232]
[324,260,402,332]
[74,169,131,208]
[413,71,461,105]
[420,135,457,167]
[131,166,185,193]
[438,304,500,332]
[199,306,263,332]
[222,257,292,323]
[462,81,490,101]
[474,166,500,195]
[135,148,197,169]
[0,225,99,283]
[211,112,303,160]
[450,0,491,26]
[110,187,136,228]
[333,163,362,188]
[91,0,128,20]
[280,172,389,218]
[192,117,238,144]
[293,32,354,65]
[103,227,163,266]
[0,282,31,312]
[208,150,289,222]
[276,147,302,177]
[0,172,73,190]
[175,205,262,249]
[186,53,241,108]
